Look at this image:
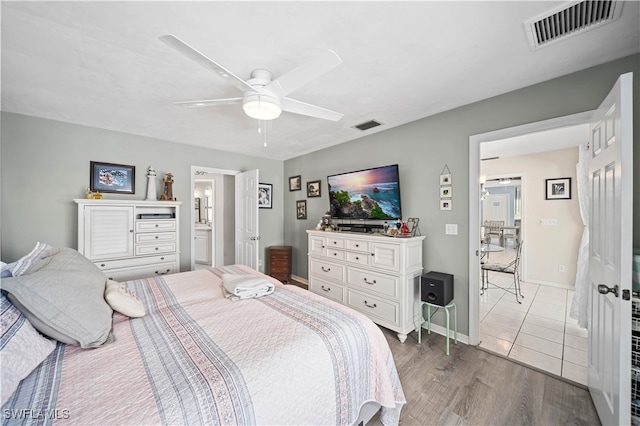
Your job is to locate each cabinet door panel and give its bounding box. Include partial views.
[85,206,134,260]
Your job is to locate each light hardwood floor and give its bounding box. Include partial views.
[370,326,600,425]
[288,279,599,425]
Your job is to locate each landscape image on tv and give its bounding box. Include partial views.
[327,164,401,219]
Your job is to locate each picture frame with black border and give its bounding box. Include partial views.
[90,161,135,194]
[258,183,272,209]
[289,175,301,191]
[296,200,307,219]
[545,177,571,200]
[307,180,321,198]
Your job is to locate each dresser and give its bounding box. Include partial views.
[267,246,292,283]
[306,230,425,342]
[75,199,181,281]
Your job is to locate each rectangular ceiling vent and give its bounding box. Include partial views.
[353,120,382,131]
[524,0,622,49]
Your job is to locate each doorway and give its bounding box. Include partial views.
[190,166,238,270]
[469,113,590,380]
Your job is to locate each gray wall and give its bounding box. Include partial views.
[0,113,285,272]
[284,54,640,335]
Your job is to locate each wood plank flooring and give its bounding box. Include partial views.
[288,279,599,425]
[370,326,600,425]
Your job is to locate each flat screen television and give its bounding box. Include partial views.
[327,164,402,220]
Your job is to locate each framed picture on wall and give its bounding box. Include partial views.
[545,177,571,200]
[258,183,272,209]
[307,180,321,197]
[289,175,301,191]
[90,161,135,194]
[296,200,307,219]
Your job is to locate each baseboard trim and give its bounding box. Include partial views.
[291,274,307,284]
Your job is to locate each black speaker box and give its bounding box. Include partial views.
[421,271,454,306]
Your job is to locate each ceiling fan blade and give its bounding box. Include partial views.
[267,49,341,97]
[173,97,243,107]
[159,35,254,93]
[281,97,343,121]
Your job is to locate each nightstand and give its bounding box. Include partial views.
[267,246,292,283]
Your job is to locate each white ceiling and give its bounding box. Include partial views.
[2,1,638,161]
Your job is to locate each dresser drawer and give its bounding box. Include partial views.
[310,259,344,281]
[102,262,177,281]
[346,251,369,266]
[135,242,176,256]
[326,249,345,261]
[326,237,345,249]
[135,232,175,244]
[347,290,398,325]
[94,253,177,270]
[347,268,398,298]
[309,278,345,303]
[136,220,176,232]
[346,239,369,252]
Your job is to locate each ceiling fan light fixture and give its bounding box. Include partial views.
[242,94,282,120]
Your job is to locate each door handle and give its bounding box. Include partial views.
[597,284,618,297]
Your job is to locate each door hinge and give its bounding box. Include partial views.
[623,289,631,301]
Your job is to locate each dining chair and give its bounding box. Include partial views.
[481,240,524,303]
[484,220,505,246]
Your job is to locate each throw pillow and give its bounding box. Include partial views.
[2,248,113,348]
[104,279,146,318]
[0,293,57,406]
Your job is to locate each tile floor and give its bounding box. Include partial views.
[479,247,588,386]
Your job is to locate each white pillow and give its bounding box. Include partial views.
[1,294,57,406]
[104,280,146,318]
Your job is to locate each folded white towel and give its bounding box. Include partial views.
[222,273,275,300]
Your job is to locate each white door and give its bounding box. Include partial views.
[482,193,509,223]
[235,169,259,269]
[588,72,632,425]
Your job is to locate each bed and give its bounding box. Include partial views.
[1,245,405,425]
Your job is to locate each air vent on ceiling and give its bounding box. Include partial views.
[524,0,622,49]
[353,120,382,131]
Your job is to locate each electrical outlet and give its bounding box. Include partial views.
[558,264,566,272]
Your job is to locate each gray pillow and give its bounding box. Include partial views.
[2,248,113,348]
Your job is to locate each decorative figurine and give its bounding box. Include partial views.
[145,165,157,201]
[160,173,175,201]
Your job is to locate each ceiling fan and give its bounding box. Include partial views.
[159,35,343,121]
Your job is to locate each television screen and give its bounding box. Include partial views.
[327,164,401,220]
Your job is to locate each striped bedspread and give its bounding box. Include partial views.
[3,265,405,425]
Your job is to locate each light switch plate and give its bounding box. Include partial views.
[445,224,458,235]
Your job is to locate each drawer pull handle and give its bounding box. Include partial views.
[364,301,377,309]
[355,256,359,260]
[100,263,106,267]
[321,266,331,272]
[370,253,374,256]
[155,269,170,275]
[355,244,359,247]
[155,247,159,251]
[155,224,159,227]
[333,241,337,245]
[130,230,134,233]
[333,253,337,256]
[160,257,165,260]
[364,278,376,285]
[321,285,331,292]
[155,236,159,239]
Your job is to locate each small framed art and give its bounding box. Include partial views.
[545,177,571,200]
[440,199,452,211]
[258,183,272,209]
[90,161,135,194]
[296,200,307,219]
[307,180,321,197]
[440,186,452,198]
[289,175,301,191]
